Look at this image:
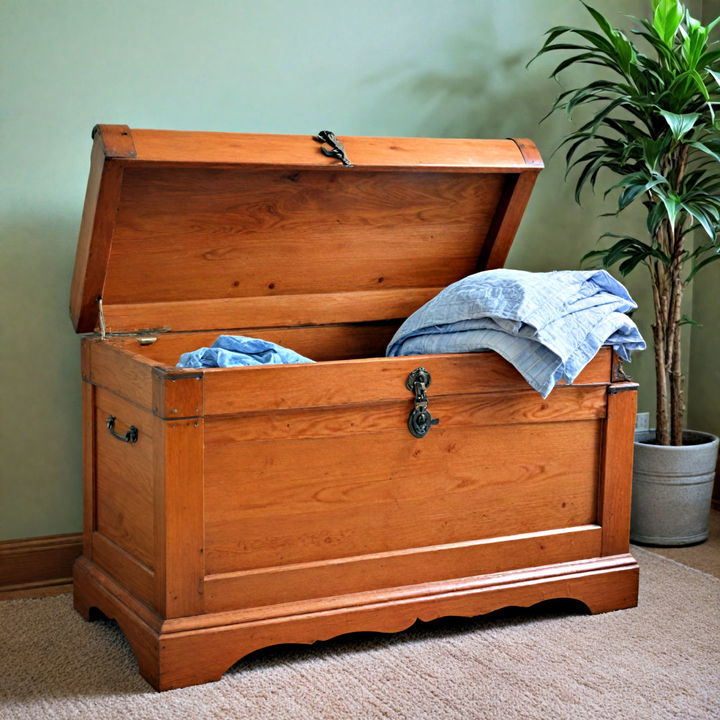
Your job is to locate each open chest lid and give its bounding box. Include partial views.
[70,125,543,335]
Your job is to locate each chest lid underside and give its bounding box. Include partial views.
[70,125,543,335]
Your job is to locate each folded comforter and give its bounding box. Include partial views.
[386,269,645,397]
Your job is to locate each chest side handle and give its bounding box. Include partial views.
[406,367,440,439]
[106,415,139,444]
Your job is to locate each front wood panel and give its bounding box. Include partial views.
[204,419,602,574]
[102,168,506,305]
[94,389,155,568]
[203,526,602,612]
[202,349,612,416]
[205,386,606,442]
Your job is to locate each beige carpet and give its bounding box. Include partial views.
[648,510,720,578]
[1,548,718,720]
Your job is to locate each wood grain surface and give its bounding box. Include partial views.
[90,531,154,604]
[0,534,82,596]
[204,419,602,573]
[83,338,160,410]
[101,288,442,334]
[69,129,642,692]
[203,526,602,612]
[153,417,205,618]
[127,130,532,171]
[103,168,505,304]
[94,389,155,568]
[74,551,638,691]
[599,384,639,556]
[123,323,402,364]
[201,348,612,416]
[70,128,543,334]
[70,135,124,333]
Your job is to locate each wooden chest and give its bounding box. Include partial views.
[70,125,639,690]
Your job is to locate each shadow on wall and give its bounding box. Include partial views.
[359,25,613,265]
[363,32,542,138]
[358,22,658,272]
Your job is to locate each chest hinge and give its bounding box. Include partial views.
[95,296,163,345]
[98,296,106,340]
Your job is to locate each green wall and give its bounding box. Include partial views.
[688,0,720,442]
[0,0,714,541]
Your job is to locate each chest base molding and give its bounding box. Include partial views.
[73,553,639,691]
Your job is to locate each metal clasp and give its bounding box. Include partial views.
[406,367,439,439]
[313,130,353,167]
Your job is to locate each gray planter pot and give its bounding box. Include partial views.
[631,430,719,546]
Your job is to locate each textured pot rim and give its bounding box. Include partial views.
[634,429,720,450]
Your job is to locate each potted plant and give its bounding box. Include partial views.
[531,0,720,544]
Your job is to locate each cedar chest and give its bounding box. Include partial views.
[70,125,639,690]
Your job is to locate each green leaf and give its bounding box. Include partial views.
[604,171,667,210]
[700,49,720,67]
[530,0,720,284]
[603,171,648,192]
[641,135,673,171]
[689,140,720,162]
[582,2,616,41]
[618,253,646,275]
[605,238,644,266]
[678,315,703,327]
[660,192,682,226]
[659,110,700,139]
[686,249,720,281]
[581,3,637,73]
[689,69,711,100]
[549,52,603,79]
[634,25,680,68]
[618,179,666,210]
[682,21,709,70]
[681,201,718,238]
[652,0,684,46]
[580,248,611,267]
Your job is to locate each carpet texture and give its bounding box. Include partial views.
[1,548,718,720]
[649,510,720,578]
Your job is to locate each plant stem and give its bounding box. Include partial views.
[667,144,689,446]
[669,281,684,445]
[651,264,670,445]
[668,222,686,446]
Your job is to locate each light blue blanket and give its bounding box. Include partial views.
[177,335,314,368]
[386,269,645,397]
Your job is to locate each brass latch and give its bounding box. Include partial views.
[406,367,440,439]
[313,130,353,167]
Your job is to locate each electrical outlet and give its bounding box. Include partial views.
[635,412,650,432]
